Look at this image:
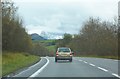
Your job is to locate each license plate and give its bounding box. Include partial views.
[61,54,68,56]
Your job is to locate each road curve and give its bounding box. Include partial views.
[4,57,119,79]
[35,57,119,77]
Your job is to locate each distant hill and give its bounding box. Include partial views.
[30,33,47,40]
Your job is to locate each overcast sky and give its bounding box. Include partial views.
[12,0,119,38]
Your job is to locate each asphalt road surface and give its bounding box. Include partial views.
[7,57,119,78]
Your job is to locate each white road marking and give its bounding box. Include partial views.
[112,73,120,78]
[7,75,10,77]
[89,63,95,67]
[97,67,108,72]
[114,60,118,61]
[75,58,120,78]
[84,61,88,64]
[13,57,41,77]
[28,58,41,69]
[29,57,49,77]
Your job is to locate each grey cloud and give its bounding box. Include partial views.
[16,0,118,36]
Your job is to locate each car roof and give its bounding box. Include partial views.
[58,47,70,49]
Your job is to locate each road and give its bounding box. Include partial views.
[6,57,119,78]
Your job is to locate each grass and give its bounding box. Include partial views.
[32,40,57,48]
[33,39,57,53]
[77,55,119,60]
[46,45,56,53]
[39,39,56,43]
[0,53,2,77]
[2,52,40,76]
[33,39,56,43]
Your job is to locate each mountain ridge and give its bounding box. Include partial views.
[30,33,47,40]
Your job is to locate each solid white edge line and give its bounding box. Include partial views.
[29,57,49,77]
[28,57,42,69]
[97,67,108,72]
[112,73,120,78]
[13,57,41,77]
[89,63,95,67]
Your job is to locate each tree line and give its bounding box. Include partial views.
[2,1,49,56]
[2,1,119,57]
[57,17,118,57]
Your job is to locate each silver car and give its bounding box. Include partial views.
[55,47,73,62]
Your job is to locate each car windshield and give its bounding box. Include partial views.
[58,48,70,52]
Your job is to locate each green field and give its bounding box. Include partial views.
[46,45,56,53]
[33,39,57,53]
[40,40,56,43]
[33,39,56,43]
[2,52,40,76]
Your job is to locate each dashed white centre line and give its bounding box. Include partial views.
[78,59,120,78]
[89,63,95,67]
[84,61,88,64]
[112,73,120,78]
[97,67,108,72]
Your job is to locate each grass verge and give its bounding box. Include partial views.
[0,53,2,77]
[2,52,40,76]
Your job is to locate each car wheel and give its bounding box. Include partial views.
[55,58,57,62]
[70,59,72,62]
